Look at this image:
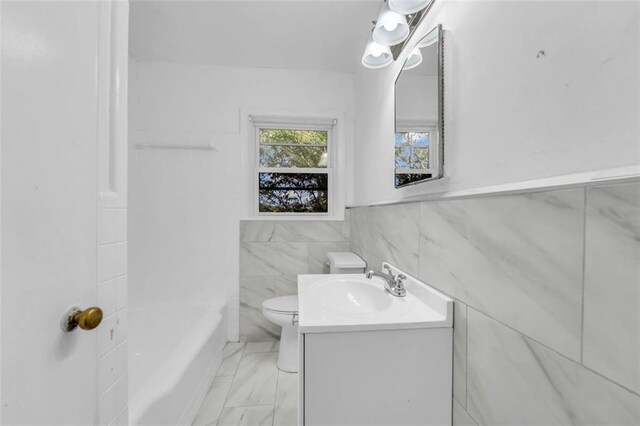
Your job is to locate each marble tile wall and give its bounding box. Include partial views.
[420,189,585,361]
[239,219,350,341]
[583,182,640,394]
[467,309,639,424]
[348,180,640,425]
[350,203,420,276]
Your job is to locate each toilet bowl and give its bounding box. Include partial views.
[262,295,299,372]
[262,252,366,373]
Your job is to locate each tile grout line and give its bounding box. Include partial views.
[234,343,247,374]
[213,345,283,425]
[272,362,280,426]
[216,343,247,424]
[466,406,481,426]
[579,187,587,365]
[465,306,640,398]
[464,303,468,410]
[417,279,590,371]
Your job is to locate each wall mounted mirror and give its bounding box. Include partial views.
[394,24,443,188]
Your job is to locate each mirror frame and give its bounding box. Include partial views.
[393,24,444,188]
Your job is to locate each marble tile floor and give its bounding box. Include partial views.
[193,341,298,426]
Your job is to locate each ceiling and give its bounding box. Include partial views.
[129,0,382,73]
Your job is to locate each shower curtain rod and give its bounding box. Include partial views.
[134,143,217,152]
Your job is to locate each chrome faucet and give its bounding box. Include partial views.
[366,265,407,297]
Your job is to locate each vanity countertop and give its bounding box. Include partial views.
[297,264,453,334]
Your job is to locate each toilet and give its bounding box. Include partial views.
[262,251,366,372]
[262,295,299,373]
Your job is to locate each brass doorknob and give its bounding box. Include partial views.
[61,306,103,332]
[74,307,103,330]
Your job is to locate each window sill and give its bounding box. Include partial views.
[251,212,345,221]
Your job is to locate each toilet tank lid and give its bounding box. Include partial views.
[326,252,366,269]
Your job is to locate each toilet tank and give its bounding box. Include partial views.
[326,252,366,274]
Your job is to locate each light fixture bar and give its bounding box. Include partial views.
[389,0,433,15]
[390,0,436,60]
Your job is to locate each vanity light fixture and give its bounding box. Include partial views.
[362,0,436,69]
[402,47,423,70]
[362,32,393,69]
[388,0,433,15]
[372,1,410,46]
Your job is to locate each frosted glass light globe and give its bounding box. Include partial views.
[362,33,393,69]
[402,47,423,70]
[372,2,409,46]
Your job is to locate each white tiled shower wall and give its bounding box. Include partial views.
[349,180,640,425]
[97,1,129,425]
[127,58,354,341]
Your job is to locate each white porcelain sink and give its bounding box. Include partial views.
[298,263,453,333]
[312,277,393,315]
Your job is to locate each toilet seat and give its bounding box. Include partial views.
[262,295,298,314]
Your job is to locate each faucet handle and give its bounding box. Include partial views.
[395,274,407,287]
[383,264,392,274]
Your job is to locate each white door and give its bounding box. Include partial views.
[2,1,104,424]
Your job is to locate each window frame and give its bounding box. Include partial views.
[252,118,335,217]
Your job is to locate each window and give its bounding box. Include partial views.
[394,125,436,187]
[253,119,334,215]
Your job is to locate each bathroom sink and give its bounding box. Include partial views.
[297,263,453,333]
[311,277,393,315]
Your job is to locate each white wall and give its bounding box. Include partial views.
[128,59,354,339]
[350,0,640,206]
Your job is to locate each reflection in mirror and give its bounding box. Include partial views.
[394,25,443,188]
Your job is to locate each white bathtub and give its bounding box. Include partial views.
[129,300,227,425]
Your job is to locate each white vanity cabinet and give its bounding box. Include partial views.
[297,263,454,426]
